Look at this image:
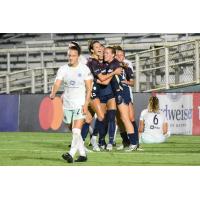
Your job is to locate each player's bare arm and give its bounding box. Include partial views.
[50,79,62,99]
[138,120,144,136]
[96,76,113,85]
[162,122,168,135]
[82,79,93,114]
[97,67,122,82]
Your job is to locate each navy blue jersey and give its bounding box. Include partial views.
[106,59,135,94]
[98,61,113,97]
[87,58,102,81]
[124,67,135,81]
[106,59,124,93]
[121,66,135,89]
[87,58,102,99]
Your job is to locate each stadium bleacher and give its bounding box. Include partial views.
[0,33,200,94]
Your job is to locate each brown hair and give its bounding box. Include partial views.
[148,96,159,113]
[105,46,116,55]
[88,40,100,54]
[69,44,81,56]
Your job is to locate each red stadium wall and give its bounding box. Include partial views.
[192,93,200,135]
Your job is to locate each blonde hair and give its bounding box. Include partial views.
[148,96,159,113]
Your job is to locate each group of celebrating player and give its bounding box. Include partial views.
[50,40,170,163]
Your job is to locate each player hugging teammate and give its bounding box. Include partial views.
[51,41,140,163]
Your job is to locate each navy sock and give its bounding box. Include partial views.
[128,133,137,145]
[81,122,90,141]
[96,119,105,146]
[120,132,130,146]
[107,110,116,144]
[104,119,108,138]
[92,120,98,137]
[132,121,139,144]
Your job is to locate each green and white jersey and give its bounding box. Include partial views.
[55,62,93,110]
[140,109,167,135]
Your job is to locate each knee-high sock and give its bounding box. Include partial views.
[107,110,116,144]
[96,118,105,146]
[73,128,86,157]
[132,121,139,144]
[92,119,98,137]
[127,133,137,145]
[81,122,90,141]
[69,128,80,157]
[120,132,130,146]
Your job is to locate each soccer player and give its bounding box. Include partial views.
[139,96,170,144]
[115,48,139,150]
[98,47,138,151]
[81,41,122,151]
[69,41,88,65]
[50,44,93,163]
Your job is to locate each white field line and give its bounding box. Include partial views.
[0,148,199,156]
[0,140,67,142]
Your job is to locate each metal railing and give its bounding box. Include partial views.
[0,66,59,94]
[0,39,200,93]
[127,40,200,92]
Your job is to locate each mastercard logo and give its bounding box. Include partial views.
[38,96,63,130]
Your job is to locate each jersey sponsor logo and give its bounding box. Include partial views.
[150,125,160,129]
[107,69,113,73]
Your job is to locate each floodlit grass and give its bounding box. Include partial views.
[0,132,200,166]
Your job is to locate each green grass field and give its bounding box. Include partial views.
[0,132,200,166]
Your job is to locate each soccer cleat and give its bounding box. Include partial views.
[99,145,106,150]
[84,146,93,153]
[125,144,138,152]
[62,153,73,163]
[75,156,87,162]
[117,145,125,150]
[106,143,113,151]
[93,145,100,152]
[91,136,100,151]
[137,147,144,151]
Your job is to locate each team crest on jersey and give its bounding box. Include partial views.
[70,80,76,85]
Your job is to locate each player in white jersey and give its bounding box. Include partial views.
[139,96,170,144]
[50,44,93,163]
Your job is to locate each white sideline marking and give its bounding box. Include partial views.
[0,140,67,143]
[0,148,199,156]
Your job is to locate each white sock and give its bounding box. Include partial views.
[73,128,86,157]
[69,128,79,157]
[91,135,97,147]
[113,124,118,143]
[78,135,86,157]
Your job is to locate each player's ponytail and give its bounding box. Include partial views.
[148,96,159,113]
